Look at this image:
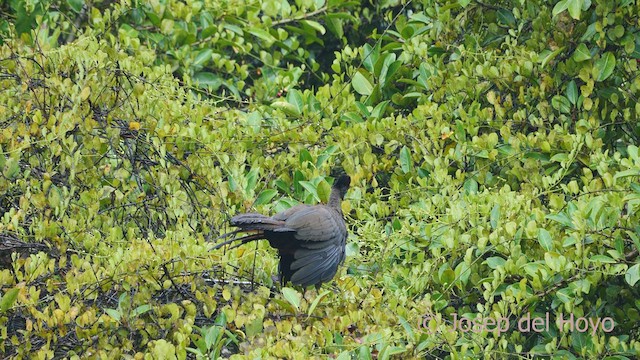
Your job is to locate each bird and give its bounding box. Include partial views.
[213,175,351,288]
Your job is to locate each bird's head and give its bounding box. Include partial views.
[332,175,351,199]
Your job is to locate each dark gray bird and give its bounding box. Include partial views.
[213,175,351,288]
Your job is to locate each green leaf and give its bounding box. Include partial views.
[362,44,379,73]
[223,24,243,36]
[355,101,370,117]
[301,20,325,35]
[299,181,321,202]
[325,14,344,39]
[556,287,573,303]
[566,0,584,20]
[287,89,304,114]
[370,100,389,120]
[593,52,616,82]
[345,242,359,257]
[0,287,20,313]
[627,145,639,162]
[214,309,227,326]
[550,153,568,162]
[375,53,396,85]
[307,290,330,317]
[625,264,640,286]
[193,49,213,66]
[485,257,506,269]
[427,46,446,57]
[614,169,640,180]
[463,178,478,194]
[497,144,516,156]
[490,204,500,229]
[281,287,301,312]
[247,29,276,45]
[293,170,305,196]
[566,80,578,105]
[552,0,569,16]
[255,189,278,205]
[546,213,575,229]
[439,268,455,285]
[174,29,197,45]
[271,101,301,117]
[398,315,415,339]
[352,71,373,96]
[245,168,259,193]
[571,330,588,353]
[67,0,84,13]
[538,228,553,251]
[200,25,216,38]
[105,308,122,321]
[392,218,402,231]
[402,92,424,99]
[227,173,237,192]
[245,316,263,337]
[131,304,152,317]
[399,146,412,174]
[524,151,550,161]
[580,23,597,41]
[540,47,564,69]
[455,120,466,140]
[4,157,20,179]
[0,146,4,169]
[497,9,516,28]
[455,262,471,285]
[418,62,432,89]
[317,180,332,202]
[458,0,471,7]
[203,313,226,350]
[590,255,616,264]
[316,145,338,168]
[475,150,489,159]
[193,72,222,90]
[299,149,313,167]
[379,345,407,358]
[545,252,564,272]
[246,111,262,134]
[386,59,402,83]
[552,95,572,114]
[572,43,592,62]
[341,112,363,123]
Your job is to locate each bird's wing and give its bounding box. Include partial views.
[282,206,347,244]
[271,204,311,221]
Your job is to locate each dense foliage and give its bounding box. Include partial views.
[1,0,639,358]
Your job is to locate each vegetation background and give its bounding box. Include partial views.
[1,0,639,358]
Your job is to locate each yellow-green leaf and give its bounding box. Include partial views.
[0,287,20,313]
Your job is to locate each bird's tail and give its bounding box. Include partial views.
[210,213,287,251]
[230,213,286,231]
[210,231,266,250]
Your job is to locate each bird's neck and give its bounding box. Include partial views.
[328,190,343,212]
